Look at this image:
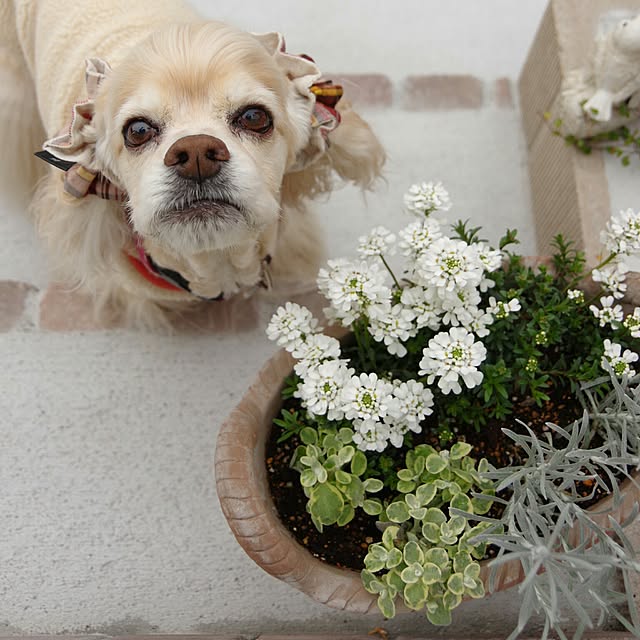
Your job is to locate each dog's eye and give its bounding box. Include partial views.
[234,107,273,135]
[123,119,158,147]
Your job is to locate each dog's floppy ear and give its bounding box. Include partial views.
[40,58,111,170]
[253,33,385,188]
[252,32,333,172]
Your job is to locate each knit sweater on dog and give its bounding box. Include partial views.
[3,0,199,136]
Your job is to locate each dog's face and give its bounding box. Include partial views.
[92,22,317,254]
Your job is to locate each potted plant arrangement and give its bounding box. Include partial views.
[216,182,640,639]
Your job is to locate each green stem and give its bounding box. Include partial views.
[565,251,619,293]
[351,319,369,371]
[379,254,402,290]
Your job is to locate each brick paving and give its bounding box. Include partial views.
[0,280,36,332]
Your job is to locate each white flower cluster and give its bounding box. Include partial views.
[266,311,435,450]
[267,183,526,451]
[267,183,640,452]
[592,208,640,362]
[601,339,639,378]
[601,208,640,257]
[404,181,452,217]
[594,208,640,304]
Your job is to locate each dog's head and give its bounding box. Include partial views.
[88,22,314,254]
[68,21,384,256]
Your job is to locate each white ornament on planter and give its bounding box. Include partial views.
[560,12,640,137]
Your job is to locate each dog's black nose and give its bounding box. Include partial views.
[164,134,230,181]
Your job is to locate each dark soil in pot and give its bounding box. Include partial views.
[266,385,615,571]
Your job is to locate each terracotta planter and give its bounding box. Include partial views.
[214,347,640,613]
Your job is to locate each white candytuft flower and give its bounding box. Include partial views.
[419,327,487,395]
[404,181,452,217]
[352,419,391,452]
[592,261,629,299]
[398,220,442,259]
[439,285,482,327]
[266,302,319,350]
[567,289,585,303]
[387,380,434,428]
[341,372,395,421]
[488,297,521,319]
[292,334,342,377]
[400,286,442,330]
[295,359,354,421]
[357,226,397,258]
[601,339,639,378]
[414,237,484,294]
[317,259,391,325]
[367,303,417,357]
[474,243,503,273]
[624,307,640,338]
[602,208,640,256]
[590,296,624,328]
[466,306,495,338]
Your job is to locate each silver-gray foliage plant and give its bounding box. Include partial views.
[452,370,640,639]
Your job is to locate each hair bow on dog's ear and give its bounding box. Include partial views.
[41,58,110,167]
[35,58,123,200]
[252,32,343,173]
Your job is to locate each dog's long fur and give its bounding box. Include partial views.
[1,0,384,328]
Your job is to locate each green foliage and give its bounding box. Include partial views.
[450,219,486,245]
[336,228,640,442]
[361,445,494,624]
[273,406,307,443]
[546,110,640,167]
[291,424,383,531]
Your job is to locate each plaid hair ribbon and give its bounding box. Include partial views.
[310,81,343,139]
[35,58,126,201]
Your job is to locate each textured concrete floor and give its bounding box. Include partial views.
[0,0,565,636]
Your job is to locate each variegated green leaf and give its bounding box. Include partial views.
[396,479,416,493]
[421,522,441,544]
[308,482,343,525]
[403,540,424,565]
[382,525,399,550]
[378,590,396,619]
[400,562,423,584]
[337,503,355,526]
[363,499,383,516]
[363,477,383,493]
[421,561,442,585]
[386,547,403,568]
[337,445,354,466]
[416,483,437,506]
[449,442,472,460]
[386,500,410,523]
[404,579,428,610]
[447,572,465,596]
[426,597,452,626]
[350,450,367,475]
[300,427,318,445]
[423,507,446,524]
[425,453,448,474]
[425,547,449,568]
[300,468,317,487]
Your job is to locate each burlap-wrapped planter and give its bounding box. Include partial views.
[214,346,640,613]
